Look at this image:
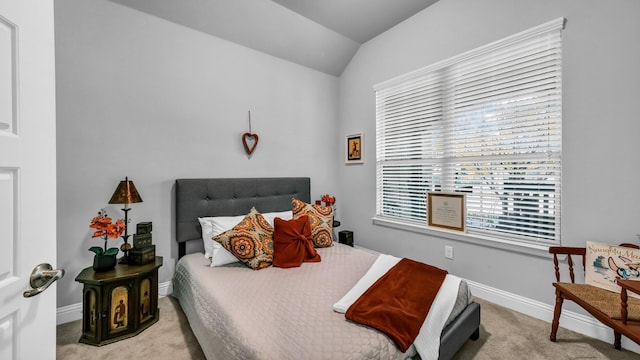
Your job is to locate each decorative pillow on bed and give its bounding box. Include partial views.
[199,210,292,267]
[291,198,333,247]
[273,216,321,268]
[213,207,274,270]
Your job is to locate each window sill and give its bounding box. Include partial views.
[371,216,553,259]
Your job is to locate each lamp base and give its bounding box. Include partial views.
[119,237,132,264]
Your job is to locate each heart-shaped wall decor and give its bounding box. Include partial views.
[242,132,259,155]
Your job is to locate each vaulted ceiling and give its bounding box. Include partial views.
[107,0,438,76]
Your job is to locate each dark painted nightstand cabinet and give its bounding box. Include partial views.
[75,257,163,346]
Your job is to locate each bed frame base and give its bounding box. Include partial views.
[440,301,480,360]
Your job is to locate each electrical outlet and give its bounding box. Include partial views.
[445,245,454,259]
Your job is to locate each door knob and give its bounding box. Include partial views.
[23,263,65,298]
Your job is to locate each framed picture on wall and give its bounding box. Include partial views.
[345,132,363,164]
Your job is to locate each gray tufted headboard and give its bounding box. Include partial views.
[175,177,311,258]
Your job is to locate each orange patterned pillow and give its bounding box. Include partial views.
[213,207,274,270]
[291,198,333,247]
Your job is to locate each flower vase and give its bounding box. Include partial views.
[92,254,117,272]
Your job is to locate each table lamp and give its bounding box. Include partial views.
[109,176,142,263]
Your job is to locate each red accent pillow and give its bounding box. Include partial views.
[272,216,321,268]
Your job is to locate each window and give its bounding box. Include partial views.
[375,18,564,246]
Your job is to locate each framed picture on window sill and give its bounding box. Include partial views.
[427,192,466,232]
[345,132,363,164]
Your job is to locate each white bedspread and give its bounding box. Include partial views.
[173,244,471,360]
[333,254,462,360]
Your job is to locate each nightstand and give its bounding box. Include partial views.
[339,230,353,246]
[75,256,163,346]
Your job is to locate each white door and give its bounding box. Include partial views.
[0,1,58,359]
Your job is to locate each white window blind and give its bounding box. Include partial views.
[375,18,564,245]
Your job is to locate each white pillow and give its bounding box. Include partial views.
[198,216,244,266]
[261,210,293,225]
[210,241,240,267]
[198,210,292,267]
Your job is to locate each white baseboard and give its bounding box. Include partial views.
[57,279,640,354]
[57,281,173,325]
[467,280,640,355]
[160,280,172,297]
[56,302,83,325]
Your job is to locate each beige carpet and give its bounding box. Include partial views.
[57,296,639,359]
[57,296,205,360]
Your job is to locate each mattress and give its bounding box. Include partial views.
[172,243,472,360]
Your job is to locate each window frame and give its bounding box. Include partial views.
[373,18,565,251]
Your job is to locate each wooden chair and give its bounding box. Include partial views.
[549,244,640,349]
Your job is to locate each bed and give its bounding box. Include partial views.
[172,177,480,360]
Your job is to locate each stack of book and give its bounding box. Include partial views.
[129,222,155,265]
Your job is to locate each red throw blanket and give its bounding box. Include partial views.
[345,258,448,352]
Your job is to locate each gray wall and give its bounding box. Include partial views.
[55,0,640,313]
[55,0,340,307]
[338,0,640,310]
